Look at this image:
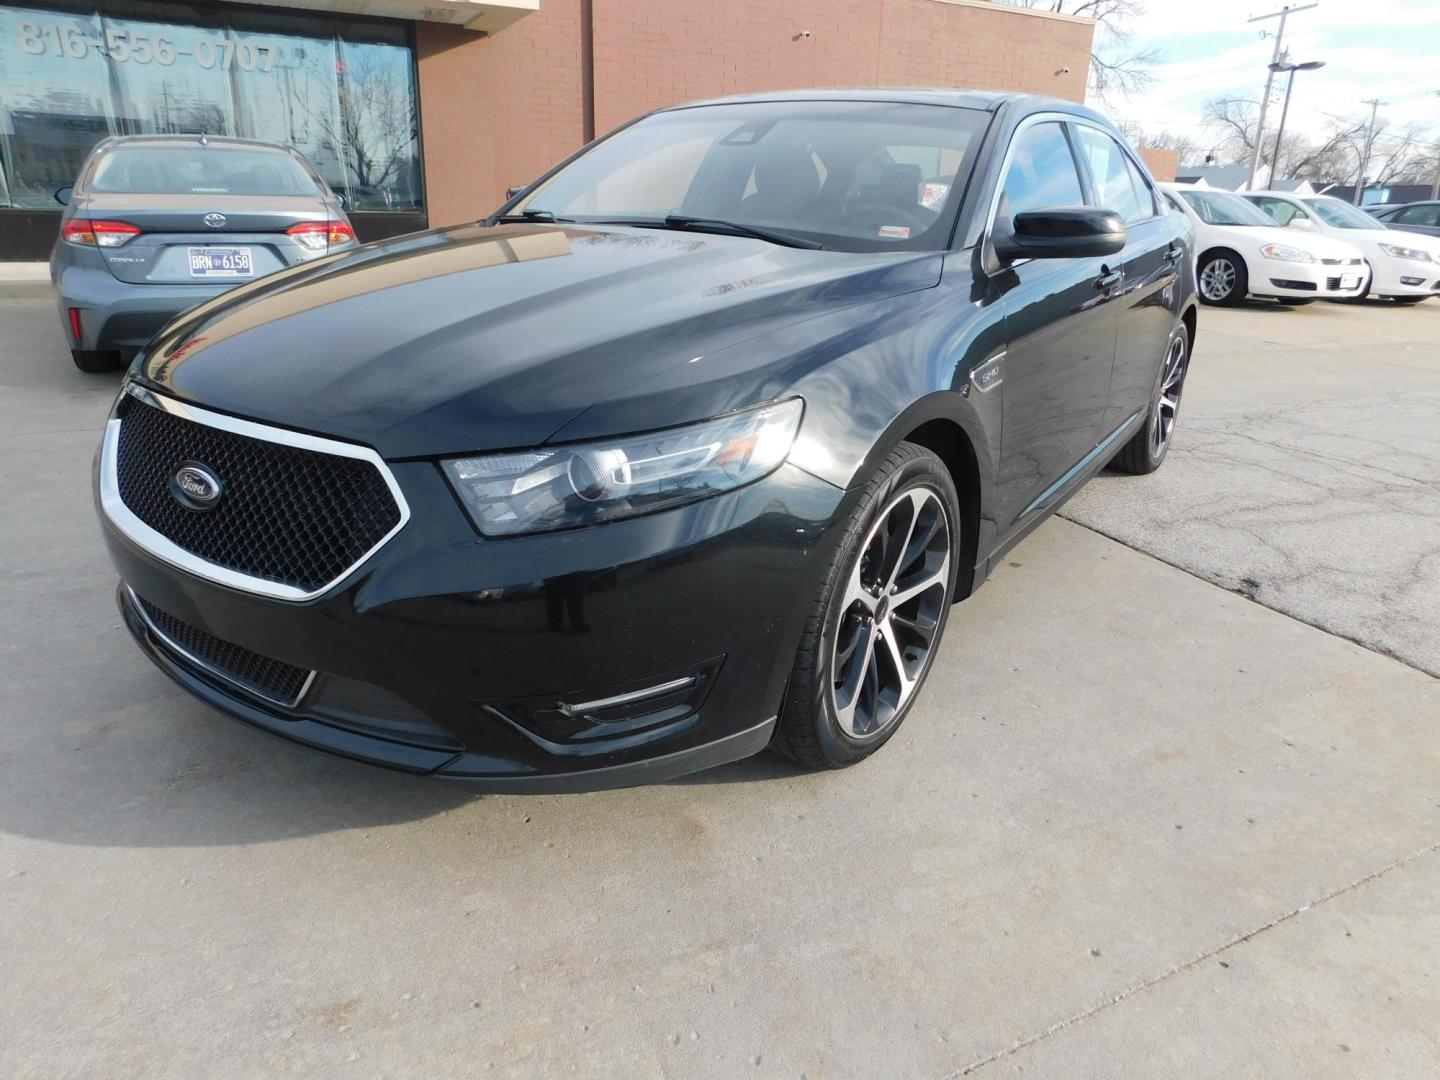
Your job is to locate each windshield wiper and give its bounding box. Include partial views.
[595,215,826,250]
[492,209,572,224]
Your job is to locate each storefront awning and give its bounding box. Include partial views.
[218,0,537,33]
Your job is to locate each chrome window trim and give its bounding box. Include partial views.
[126,585,317,710]
[100,384,411,603]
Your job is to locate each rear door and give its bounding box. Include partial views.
[81,192,330,285]
[994,119,1121,535]
[1071,124,1182,435]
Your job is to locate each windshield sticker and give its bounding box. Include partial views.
[878,225,911,239]
[921,182,950,210]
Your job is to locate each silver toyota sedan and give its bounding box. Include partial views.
[51,134,356,373]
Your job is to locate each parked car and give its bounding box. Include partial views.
[52,134,356,373]
[1160,183,1368,306]
[1242,191,1440,304]
[1366,201,1440,239]
[95,90,1196,788]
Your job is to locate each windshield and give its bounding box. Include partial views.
[91,146,323,197]
[1303,198,1382,230]
[513,100,989,252]
[1177,189,1275,227]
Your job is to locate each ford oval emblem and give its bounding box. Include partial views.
[204,212,227,228]
[170,462,224,510]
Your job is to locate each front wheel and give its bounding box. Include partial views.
[1112,323,1190,476]
[1392,296,1427,305]
[772,443,960,769]
[1276,297,1316,306]
[1198,252,1247,306]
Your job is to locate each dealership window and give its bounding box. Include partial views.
[0,0,422,213]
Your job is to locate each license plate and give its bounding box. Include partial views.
[1339,273,1360,289]
[188,247,253,278]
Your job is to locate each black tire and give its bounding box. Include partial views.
[71,348,123,373]
[1392,296,1427,305]
[1112,323,1190,476]
[1275,297,1316,305]
[771,442,960,770]
[1197,249,1247,306]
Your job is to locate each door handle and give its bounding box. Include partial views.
[1164,245,1184,263]
[1095,267,1123,293]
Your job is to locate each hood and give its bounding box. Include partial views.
[138,222,940,458]
[1249,227,1364,260]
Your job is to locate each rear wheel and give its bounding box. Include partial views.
[1112,323,1189,476]
[772,443,959,770]
[1198,251,1247,306]
[71,348,123,373]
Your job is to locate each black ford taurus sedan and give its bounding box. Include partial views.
[96,90,1196,789]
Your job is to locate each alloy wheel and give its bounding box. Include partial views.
[1151,332,1187,456]
[829,486,951,740]
[1199,257,1236,301]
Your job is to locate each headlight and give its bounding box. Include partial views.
[1378,243,1434,263]
[1259,243,1315,263]
[442,399,804,536]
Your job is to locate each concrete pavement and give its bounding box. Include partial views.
[1,285,1438,1078]
[1066,299,1440,676]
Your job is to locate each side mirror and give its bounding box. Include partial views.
[54,186,73,206]
[505,184,528,200]
[1289,216,1313,229]
[993,206,1126,262]
[331,187,348,208]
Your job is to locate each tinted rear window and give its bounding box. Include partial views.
[90,147,321,197]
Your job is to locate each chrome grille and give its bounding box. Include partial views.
[107,389,405,598]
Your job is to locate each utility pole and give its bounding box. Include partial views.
[1245,3,1318,192]
[1354,98,1385,205]
[1430,90,1440,200]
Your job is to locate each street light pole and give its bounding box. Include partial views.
[1245,3,1318,191]
[1266,58,1325,189]
[1430,90,1440,201]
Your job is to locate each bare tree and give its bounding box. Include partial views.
[1200,96,1260,165]
[998,0,1160,103]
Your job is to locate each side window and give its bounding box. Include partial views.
[1124,155,1158,218]
[998,122,1085,220]
[1075,127,1146,223]
[1161,191,1186,215]
[1398,204,1440,226]
[1254,197,1302,226]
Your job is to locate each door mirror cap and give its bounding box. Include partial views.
[993,206,1126,262]
[54,186,73,206]
[331,187,348,208]
[1289,215,1313,229]
[505,184,528,200]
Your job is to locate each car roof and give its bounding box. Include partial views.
[660,88,1105,121]
[98,134,297,155]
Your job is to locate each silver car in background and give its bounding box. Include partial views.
[51,134,356,373]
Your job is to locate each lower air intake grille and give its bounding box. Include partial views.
[137,593,312,707]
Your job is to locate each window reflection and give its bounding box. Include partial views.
[0,0,422,214]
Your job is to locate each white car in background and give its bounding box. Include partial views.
[1160,184,1368,307]
[1242,191,1440,304]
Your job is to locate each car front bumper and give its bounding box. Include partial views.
[1260,260,1369,299]
[97,434,850,788]
[1367,259,1440,297]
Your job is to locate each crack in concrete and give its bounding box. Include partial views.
[945,840,1440,1078]
[1064,513,1440,680]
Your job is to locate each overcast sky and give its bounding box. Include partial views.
[1105,0,1440,159]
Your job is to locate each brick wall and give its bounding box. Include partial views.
[418,0,1094,225]
[1137,147,1179,183]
